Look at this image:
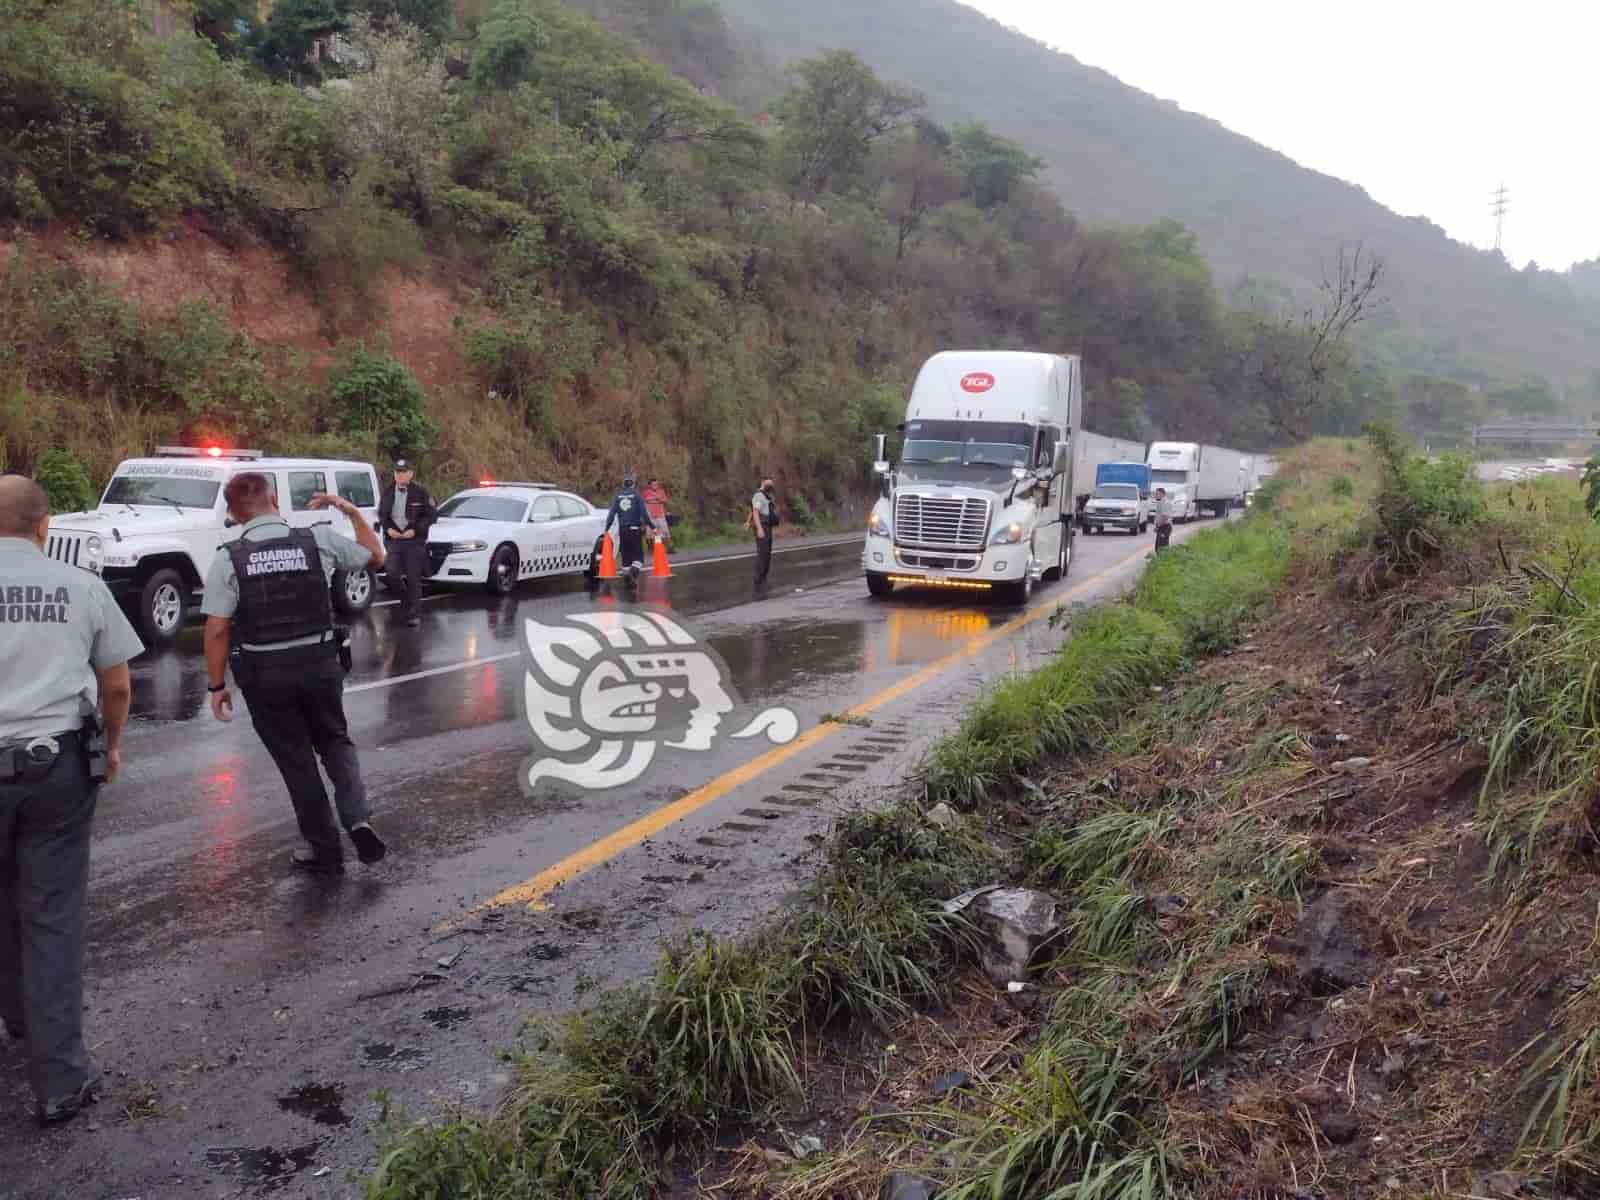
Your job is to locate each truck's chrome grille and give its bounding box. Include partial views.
[894,494,991,551]
[45,532,83,569]
[897,551,980,572]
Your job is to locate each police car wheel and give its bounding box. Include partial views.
[485,545,518,595]
[333,567,373,614]
[139,568,188,644]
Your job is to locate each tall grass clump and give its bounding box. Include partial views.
[924,606,1184,810]
[1132,517,1289,652]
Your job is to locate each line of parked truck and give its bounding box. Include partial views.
[1077,437,1277,536]
[863,349,1278,602]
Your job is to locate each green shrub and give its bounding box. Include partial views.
[1249,474,1287,513]
[328,345,436,459]
[1331,473,1354,497]
[34,449,96,513]
[1363,420,1485,563]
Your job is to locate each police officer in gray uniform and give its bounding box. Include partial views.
[201,472,389,874]
[0,475,142,1125]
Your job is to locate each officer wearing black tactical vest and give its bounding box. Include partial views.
[603,472,651,581]
[201,472,389,874]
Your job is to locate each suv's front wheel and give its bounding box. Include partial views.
[138,568,189,646]
[333,567,374,615]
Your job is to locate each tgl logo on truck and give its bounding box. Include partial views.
[960,372,996,394]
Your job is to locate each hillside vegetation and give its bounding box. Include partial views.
[0,0,1539,524]
[719,0,1600,414]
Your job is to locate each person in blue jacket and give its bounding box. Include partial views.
[604,474,651,580]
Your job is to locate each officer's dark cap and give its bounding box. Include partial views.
[394,458,413,471]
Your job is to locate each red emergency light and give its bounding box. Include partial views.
[206,446,223,458]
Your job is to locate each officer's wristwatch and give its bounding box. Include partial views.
[208,681,227,693]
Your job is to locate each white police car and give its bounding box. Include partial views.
[425,481,608,594]
[44,446,383,647]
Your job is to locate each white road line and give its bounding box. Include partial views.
[673,536,860,568]
[372,593,452,609]
[345,651,521,694]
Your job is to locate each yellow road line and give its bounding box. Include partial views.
[462,542,1153,919]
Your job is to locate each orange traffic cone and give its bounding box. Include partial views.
[650,534,672,579]
[597,532,618,579]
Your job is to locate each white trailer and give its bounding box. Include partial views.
[1196,444,1245,518]
[1147,441,1200,522]
[1071,431,1146,513]
[864,351,1082,605]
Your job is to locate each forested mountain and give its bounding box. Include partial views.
[717,0,1600,402]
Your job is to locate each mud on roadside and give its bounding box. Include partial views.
[682,544,1600,1200]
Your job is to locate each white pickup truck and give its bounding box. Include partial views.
[44,447,384,646]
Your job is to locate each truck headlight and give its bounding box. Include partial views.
[84,535,102,570]
[990,522,1024,545]
[868,512,891,539]
[449,540,489,554]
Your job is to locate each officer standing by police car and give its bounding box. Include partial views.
[603,473,651,581]
[201,472,389,874]
[0,475,142,1125]
[378,458,436,628]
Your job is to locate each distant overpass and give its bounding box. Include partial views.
[1471,423,1600,448]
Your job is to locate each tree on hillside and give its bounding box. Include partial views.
[874,121,961,260]
[336,14,450,213]
[470,0,548,89]
[950,122,1040,210]
[774,50,923,200]
[362,0,453,45]
[1098,378,1151,442]
[1238,244,1386,441]
[189,0,256,56]
[253,0,349,81]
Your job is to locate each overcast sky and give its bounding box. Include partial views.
[961,1,1594,272]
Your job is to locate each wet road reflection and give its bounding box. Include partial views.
[127,539,869,726]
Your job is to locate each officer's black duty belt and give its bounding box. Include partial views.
[0,730,81,783]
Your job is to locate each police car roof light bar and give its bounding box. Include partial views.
[478,480,558,490]
[156,445,264,461]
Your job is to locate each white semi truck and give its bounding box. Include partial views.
[1146,441,1247,520]
[863,350,1081,605]
[1146,441,1200,522]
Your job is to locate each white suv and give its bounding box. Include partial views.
[44,447,384,647]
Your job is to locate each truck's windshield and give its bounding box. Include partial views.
[1092,484,1140,500]
[1151,469,1190,485]
[901,420,1033,468]
[102,475,221,509]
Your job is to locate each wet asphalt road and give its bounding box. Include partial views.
[0,520,1226,1199]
